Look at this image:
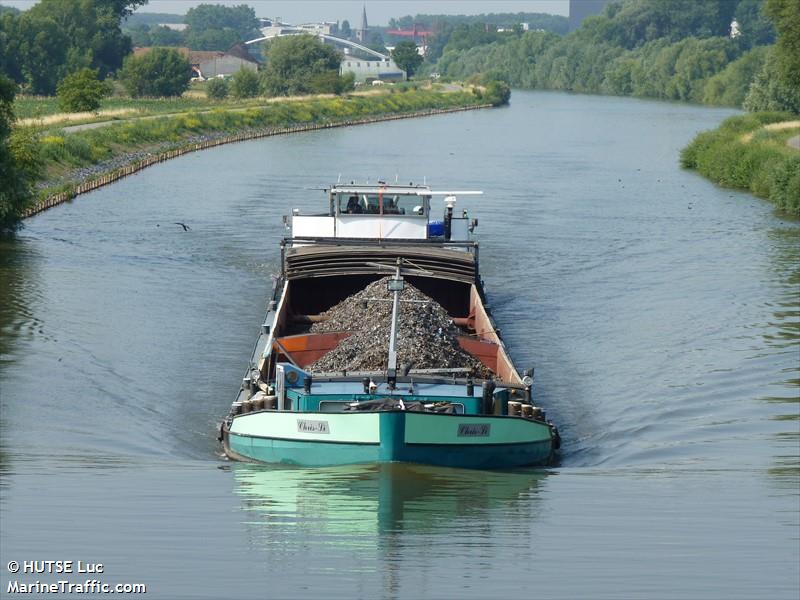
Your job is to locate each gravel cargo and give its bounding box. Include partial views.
[307,277,488,376]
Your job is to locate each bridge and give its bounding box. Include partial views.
[245,26,390,60]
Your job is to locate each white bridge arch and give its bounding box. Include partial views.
[245,29,389,61]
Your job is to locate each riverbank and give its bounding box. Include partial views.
[13,87,396,129]
[20,86,502,219]
[681,112,800,217]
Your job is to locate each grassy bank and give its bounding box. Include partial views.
[14,94,216,122]
[35,88,490,179]
[18,85,503,216]
[13,79,292,121]
[681,113,800,216]
[13,82,464,127]
[15,89,346,128]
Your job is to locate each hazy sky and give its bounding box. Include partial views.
[3,1,570,26]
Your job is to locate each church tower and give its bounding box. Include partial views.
[357,4,368,42]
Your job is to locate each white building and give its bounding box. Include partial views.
[296,22,335,35]
[340,57,405,83]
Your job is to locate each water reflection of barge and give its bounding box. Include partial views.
[232,463,548,536]
[219,183,559,469]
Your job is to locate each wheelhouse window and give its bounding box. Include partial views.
[335,193,429,216]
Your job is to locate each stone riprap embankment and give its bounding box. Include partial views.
[35,131,233,191]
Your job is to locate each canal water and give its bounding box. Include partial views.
[1,91,798,599]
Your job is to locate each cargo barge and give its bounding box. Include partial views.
[219,182,559,469]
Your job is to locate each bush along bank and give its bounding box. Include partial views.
[681,112,800,217]
[23,86,504,218]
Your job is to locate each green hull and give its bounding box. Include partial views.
[225,410,554,469]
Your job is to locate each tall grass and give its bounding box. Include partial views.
[14,95,230,120]
[681,113,800,216]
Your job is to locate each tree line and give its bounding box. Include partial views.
[0,0,147,230]
[0,0,146,95]
[0,1,360,231]
[388,12,568,36]
[0,1,266,95]
[1,76,39,230]
[0,1,361,101]
[124,3,260,51]
[425,0,799,114]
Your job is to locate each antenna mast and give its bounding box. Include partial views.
[386,257,404,389]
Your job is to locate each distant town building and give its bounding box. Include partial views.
[296,22,335,35]
[730,19,741,39]
[568,0,610,32]
[340,57,405,83]
[132,46,260,79]
[385,23,432,43]
[157,23,187,31]
[191,48,259,79]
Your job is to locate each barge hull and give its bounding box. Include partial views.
[224,411,554,469]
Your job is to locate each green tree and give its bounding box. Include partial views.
[121,11,184,28]
[742,0,800,114]
[428,0,782,109]
[367,31,386,52]
[260,34,343,96]
[702,45,769,106]
[150,25,185,46]
[340,20,351,38]
[0,75,41,231]
[425,22,455,62]
[667,37,737,102]
[307,71,355,95]
[126,23,153,47]
[764,0,800,95]
[205,77,229,100]
[445,23,501,52]
[389,11,568,36]
[0,13,22,83]
[0,0,146,94]
[338,71,356,94]
[4,10,70,94]
[733,0,776,49]
[185,27,240,51]
[27,0,145,78]
[391,41,423,77]
[184,3,259,50]
[185,3,258,38]
[119,48,191,97]
[484,80,511,106]
[744,48,800,113]
[57,68,110,112]
[584,0,738,49]
[229,67,259,98]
